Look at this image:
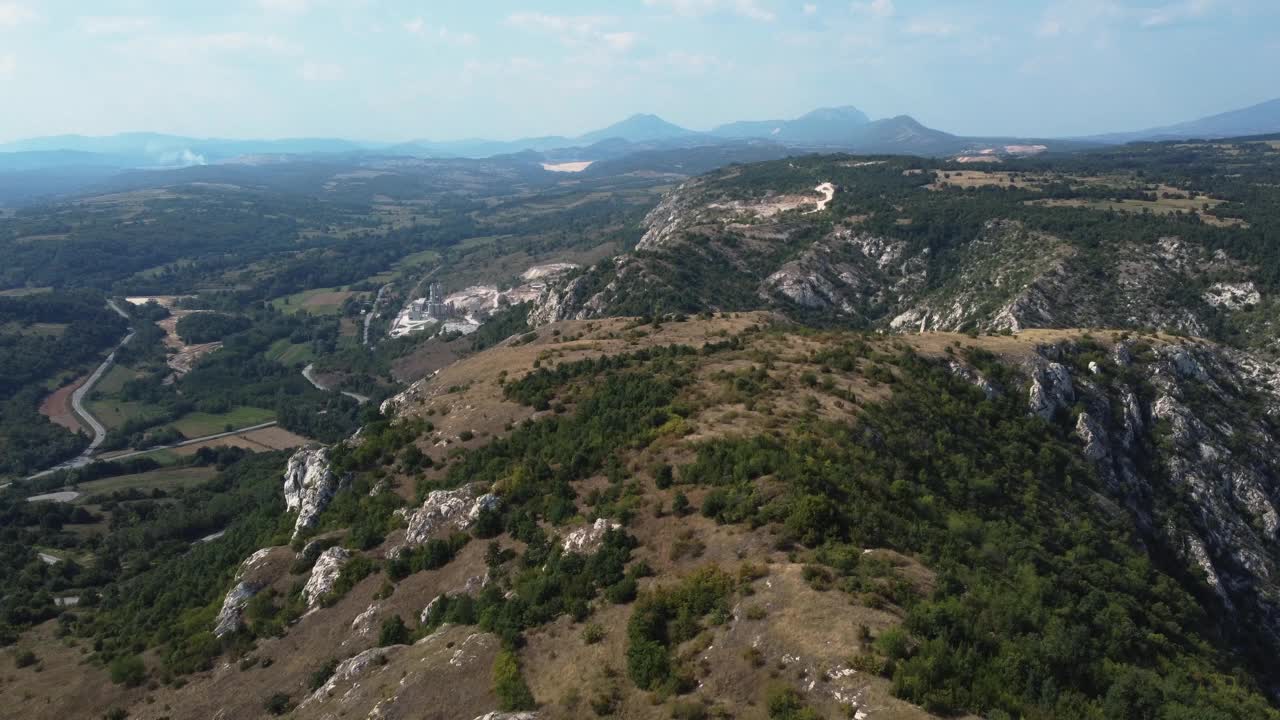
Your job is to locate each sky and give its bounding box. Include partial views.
[0,0,1276,142]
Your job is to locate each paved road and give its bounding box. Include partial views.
[28,300,136,479]
[100,421,281,462]
[302,363,370,404]
[25,421,282,481]
[363,283,391,348]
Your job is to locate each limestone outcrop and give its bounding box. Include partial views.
[303,546,351,608]
[283,445,343,539]
[396,483,499,553]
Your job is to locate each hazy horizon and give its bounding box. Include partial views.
[0,0,1277,144]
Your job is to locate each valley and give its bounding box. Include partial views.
[1,131,1280,720]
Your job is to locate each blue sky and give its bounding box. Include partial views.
[0,0,1276,142]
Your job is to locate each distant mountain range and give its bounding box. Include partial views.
[1,98,1278,175]
[1089,97,1280,144]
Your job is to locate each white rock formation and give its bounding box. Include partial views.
[473,713,539,720]
[300,646,393,708]
[397,484,499,553]
[303,546,352,607]
[211,547,278,637]
[1028,362,1074,421]
[562,518,621,555]
[213,581,261,638]
[283,445,342,539]
[1203,281,1260,310]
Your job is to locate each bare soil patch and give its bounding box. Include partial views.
[39,374,90,433]
[170,426,308,456]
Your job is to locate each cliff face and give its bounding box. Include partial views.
[1016,337,1280,660]
[530,165,1276,358]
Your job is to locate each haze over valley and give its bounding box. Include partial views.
[3,3,1280,720]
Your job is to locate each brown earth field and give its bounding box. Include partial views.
[170,425,309,456]
[38,375,90,433]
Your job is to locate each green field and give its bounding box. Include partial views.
[393,248,441,268]
[168,407,275,437]
[95,364,141,395]
[266,337,316,365]
[0,321,68,337]
[86,398,168,431]
[271,287,354,316]
[74,466,217,497]
[0,286,53,296]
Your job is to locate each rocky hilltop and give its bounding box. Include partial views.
[85,315,1276,720]
[531,154,1278,357]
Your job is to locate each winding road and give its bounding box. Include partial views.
[28,300,136,479]
[302,363,370,404]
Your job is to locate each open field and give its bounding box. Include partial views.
[85,397,166,431]
[170,424,306,455]
[266,337,317,365]
[392,248,441,268]
[73,466,218,497]
[1027,197,1247,227]
[169,407,276,437]
[930,169,1054,190]
[0,286,52,296]
[271,287,356,315]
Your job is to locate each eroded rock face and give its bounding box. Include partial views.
[283,445,342,539]
[303,546,352,608]
[562,518,621,555]
[473,713,539,720]
[1028,361,1074,421]
[211,547,278,637]
[1029,340,1280,655]
[300,646,394,709]
[213,581,261,638]
[396,484,498,554]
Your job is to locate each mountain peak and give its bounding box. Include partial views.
[576,114,694,144]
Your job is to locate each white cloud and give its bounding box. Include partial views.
[506,13,638,52]
[299,60,344,82]
[0,53,14,77]
[905,19,958,37]
[1140,0,1215,28]
[0,2,34,28]
[119,31,303,61]
[603,31,639,52]
[644,0,776,22]
[803,3,818,16]
[258,0,310,14]
[1037,0,1216,37]
[80,16,154,36]
[404,17,476,46]
[852,0,894,19]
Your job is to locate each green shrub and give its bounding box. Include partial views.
[109,654,147,686]
[493,649,536,711]
[582,623,606,644]
[14,649,37,668]
[378,615,409,647]
[308,658,338,691]
[263,692,293,716]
